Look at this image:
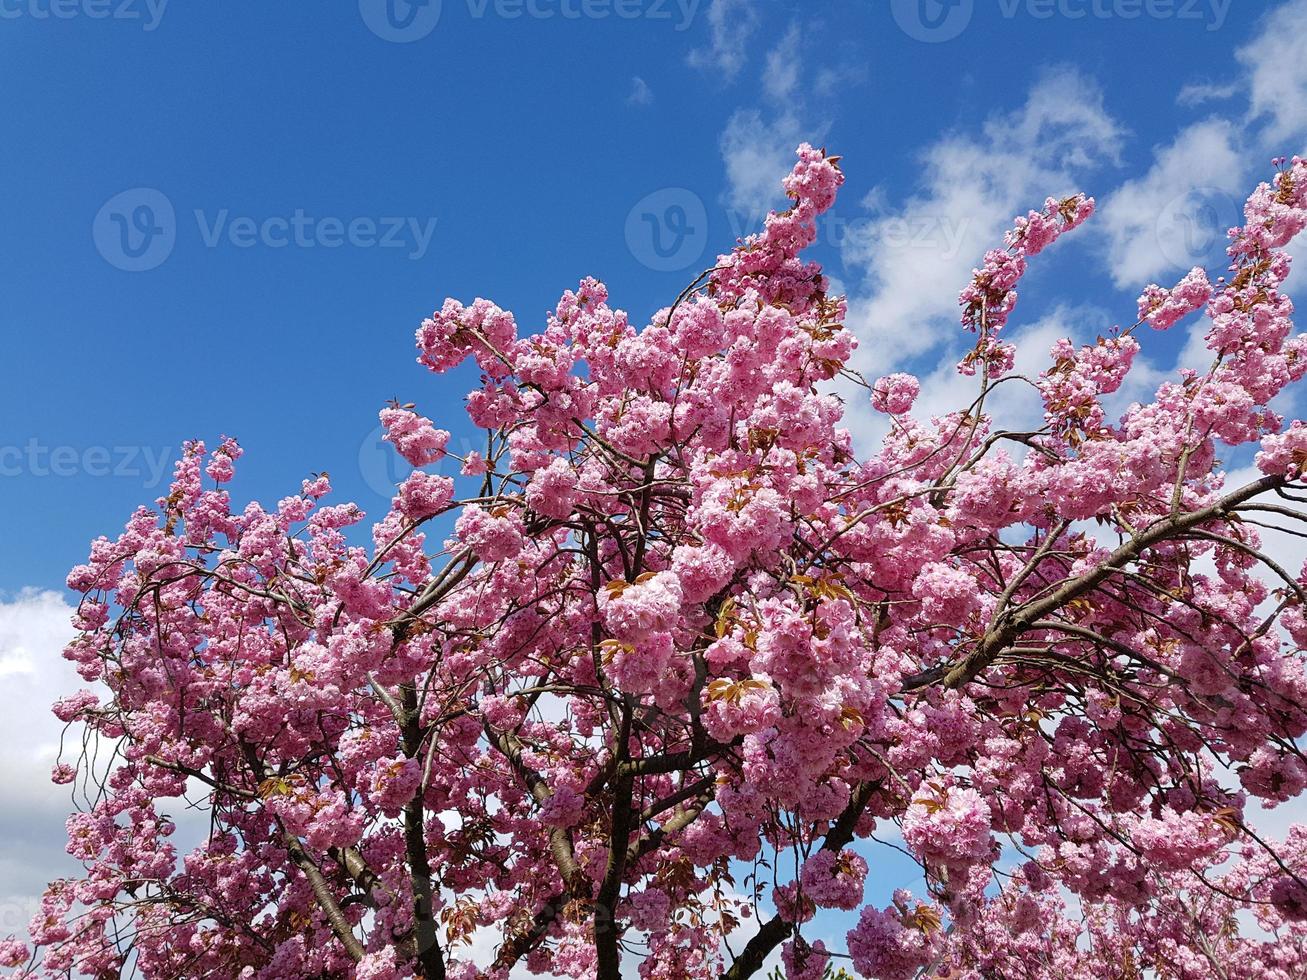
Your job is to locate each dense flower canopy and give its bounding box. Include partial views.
[8,146,1307,979]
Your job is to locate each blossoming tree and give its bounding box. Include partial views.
[8,146,1307,979]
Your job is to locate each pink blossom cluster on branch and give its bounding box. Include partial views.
[7,146,1307,979]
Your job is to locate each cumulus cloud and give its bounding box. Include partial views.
[1095,119,1245,289]
[829,1,1307,449]
[719,107,819,217]
[0,590,82,928]
[851,306,1136,456]
[0,590,78,805]
[837,67,1124,386]
[830,4,1307,452]
[1095,2,1307,294]
[1236,0,1307,147]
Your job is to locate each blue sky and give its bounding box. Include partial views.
[2,0,1307,964]
[2,0,1302,593]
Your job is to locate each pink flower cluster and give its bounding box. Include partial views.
[871,372,921,415]
[379,406,450,466]
[799,848,868,910]
[847,894,942,980]
[902,784,994,871]
[959,194,1094,333]
[1136,266,1214,331]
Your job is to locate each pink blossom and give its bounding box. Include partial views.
[599,571,682,642]
[380,407,450,467]
[28,149,1307,980]
[526,457,579,519]
[454,504,524,561]
[847,895,941,980]
[1137,267,1213,330]
[799,848,868,910]
[902,784,993,869]
[871,373,921,415]
[394,471,454,521]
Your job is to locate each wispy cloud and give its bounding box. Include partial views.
[1176,80,1240,107]
[762,23,801,102]
[626,75,654,107]
[720,108,822,216]
[717,23,834,220]
[686,0,759,82]
[1095,1,1307,293]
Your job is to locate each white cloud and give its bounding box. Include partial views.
[717,23,831,222]
[686,0,759,82]
[1237,0,1307,148]
[838,67,1125,386]
[0,590,78,806]
[719,107,818,218]
[0,590,84,923]
[1095,119,1245,289]
[762,23,801,102]
[626,75,654,107]
[1176,80,1240,108]
[1104,0,1307,305]
[848,306,1117,455]
[829,5,1307,453]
